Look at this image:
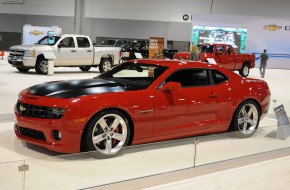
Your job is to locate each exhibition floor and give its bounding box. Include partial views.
[1,55,290,189]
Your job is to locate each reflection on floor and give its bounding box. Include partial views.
[1,55,290,189]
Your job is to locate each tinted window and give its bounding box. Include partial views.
[59,37,75,48]
[165,69,211,87]
[201,45,215,53]
[77,37,90,48]
[212,70,229,84]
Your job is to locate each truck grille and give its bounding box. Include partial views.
[18,126,46,141]
[16,101,64,119]
[9,49,24,59]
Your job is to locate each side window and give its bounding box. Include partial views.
[226,46,232,55]
[77,37,90,48]
[59,37,75,48]
[165,69,210,87]
[216,46,225,55]
[212,70,229,84]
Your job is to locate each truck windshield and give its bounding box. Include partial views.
[37,36,61,46]
[201,45,215,53]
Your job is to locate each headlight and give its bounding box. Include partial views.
[47,107,66,119]
[24,50,35,57]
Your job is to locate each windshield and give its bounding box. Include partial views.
[98,62,168,90]
[201,45,215,53]
[37,36,61,46]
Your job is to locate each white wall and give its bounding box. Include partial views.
[1,0,290,21]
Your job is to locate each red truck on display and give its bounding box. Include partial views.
[173,44,255,77]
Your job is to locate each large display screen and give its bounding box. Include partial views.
[192,26,247,53]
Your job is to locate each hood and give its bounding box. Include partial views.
[10,44,51,51]
[29,79,125,98]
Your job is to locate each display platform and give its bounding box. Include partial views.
[0,118,290,190]
[1,54,290,189]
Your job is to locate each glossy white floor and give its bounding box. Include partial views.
[0,54,290,190]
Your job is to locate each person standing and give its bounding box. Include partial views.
[259,49,269,78]
[190,45,200,61]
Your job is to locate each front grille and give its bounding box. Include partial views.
[18,126,46,141]
[9,50,25,60]
[9,50,25,56]
[16,101,64,119]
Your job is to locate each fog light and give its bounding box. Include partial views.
[52,130,62,141]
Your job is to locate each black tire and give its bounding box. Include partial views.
[16,68,30,72]
[35,58,48,75]
[79,66,91,71]
[239,64,250,77]
[99,58,112,73]
[83,110,131,158]
[230,100,260,138]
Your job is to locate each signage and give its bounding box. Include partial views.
[274,104,290,140]
[149,37,164,59]
[183,14,190,21]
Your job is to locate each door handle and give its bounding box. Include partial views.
[209,92,218,98]
[87,50,92,52]
[71,50,76,52]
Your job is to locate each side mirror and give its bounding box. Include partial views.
[160,82,182,91]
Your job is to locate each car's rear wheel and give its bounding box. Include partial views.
[79,66,91,71]
[99,58,112,73]
[230,100,260,138]
[35,58,48,75]
[84,110,130,158]
[16,68,30,72]
[239,64,250,77]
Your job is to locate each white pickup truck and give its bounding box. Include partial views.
[8,34,121,74]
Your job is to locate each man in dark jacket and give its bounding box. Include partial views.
[259,49,269,78]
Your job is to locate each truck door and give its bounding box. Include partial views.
[54,37,77,66]
[76,37,94,65]
[215,45,233,69]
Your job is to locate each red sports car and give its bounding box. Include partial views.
[14,59,271,158]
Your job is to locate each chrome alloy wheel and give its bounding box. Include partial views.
[92,114,128,155]
[102,60,112,72]
[242,66,249,76]
[39,60,48,74]
[237,103,259,135]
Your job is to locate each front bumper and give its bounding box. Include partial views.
[14,111,84,153]
[8,56,36,68]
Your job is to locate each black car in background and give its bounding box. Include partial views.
[121,40,149,60]
[98,39,128,47]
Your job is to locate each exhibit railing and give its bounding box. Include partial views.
[0,100,290,190]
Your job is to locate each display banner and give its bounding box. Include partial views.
[22,25,61,45]
[149,37,164,59]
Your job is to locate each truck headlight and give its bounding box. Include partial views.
[24,50,35,57]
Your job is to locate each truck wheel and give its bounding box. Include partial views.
[239,64,250,77]
[16,68,30,72]
[35,58,48,75]
[79,66,91,71]
[99,58,112,73]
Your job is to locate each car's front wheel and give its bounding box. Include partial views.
[83,110,131,158]
[230,100,260,138]
[35,58,48,74]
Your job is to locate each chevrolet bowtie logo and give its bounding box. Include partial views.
[19,105,26,112]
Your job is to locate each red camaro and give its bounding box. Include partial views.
[14,59,271,158]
